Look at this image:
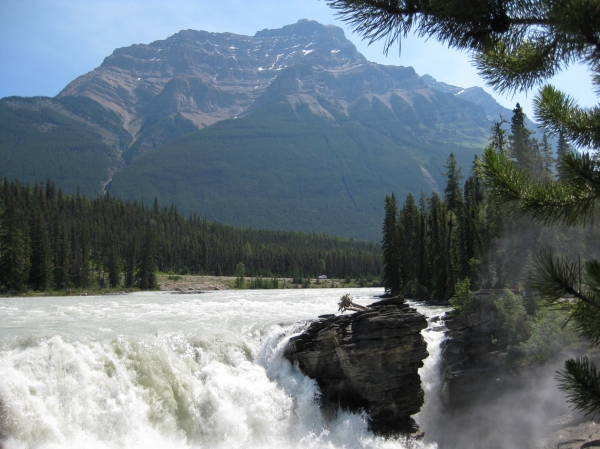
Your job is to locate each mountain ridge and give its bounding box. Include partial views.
[0,20,523,239]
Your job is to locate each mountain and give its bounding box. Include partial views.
[0,20,520,239]
[420,74,540,131]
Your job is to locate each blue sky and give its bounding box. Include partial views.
[0,0,595,120]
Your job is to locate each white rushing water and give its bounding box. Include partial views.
[408,302,450,447]
[0,289,447,449]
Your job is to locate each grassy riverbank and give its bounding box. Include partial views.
[2,274,382,297]
[157,274,381,291]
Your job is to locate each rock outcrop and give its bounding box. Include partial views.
[542,421,600,449]
[284,297,428,434]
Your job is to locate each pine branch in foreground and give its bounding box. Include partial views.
[558,357,600,417]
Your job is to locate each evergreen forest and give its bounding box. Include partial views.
[0,179,381,294]
[382,104,600,304]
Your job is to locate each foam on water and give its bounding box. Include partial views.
[0,289,440,449]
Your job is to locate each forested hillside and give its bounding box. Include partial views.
[0,178,381,293]
[108,94,482,240]
[0,98,119,196]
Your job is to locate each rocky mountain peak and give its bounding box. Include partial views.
[52,21,509,181]
[59,20,368,140]
[420,74,514,122]
[255,19,352,50]
[256,19,341,37]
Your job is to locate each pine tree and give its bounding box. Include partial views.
[107,242,121,288]
[427,192,450,299]
[125,235,137,288]
[540,132,554,181]
[398,193,419,293]
[443,153,463,212]
[463,163,485,286]
[508,103,536,173]
[556,131,571,169]
[53,222,71,289]
[71,208,91,288]
[135,222,158,290]
[28,209,53,291]
[416,192,429,297]
[489,116,508,155]
[442,153,463,294]
[382,194,401,295]
[0,194,27,292]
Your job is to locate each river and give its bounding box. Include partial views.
[0,288,449,449]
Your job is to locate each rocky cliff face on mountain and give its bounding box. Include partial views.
[284,297,428,434]
[56,19,495,162]
[0,20,517,239]
[59,21,364,142]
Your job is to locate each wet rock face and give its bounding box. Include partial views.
[437,297,600,449]
[543,421,600,449]
[439,296,508,409]
[284,297,428,434]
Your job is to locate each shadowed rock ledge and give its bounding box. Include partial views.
[284,297,428,434]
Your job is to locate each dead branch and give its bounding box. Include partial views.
[338,293,368,313]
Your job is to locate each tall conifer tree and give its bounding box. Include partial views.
[107,242,121,288]
[0,194,27,292]
[135,222,157,290]
[382,194,401,295]
[53,222,71,289]
[509,104,536,173]
[443,153,463,212]
[28,209,52,291]
[125,235,137,288]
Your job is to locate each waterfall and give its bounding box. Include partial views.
[409,301,451,446]
[0,289,443,449]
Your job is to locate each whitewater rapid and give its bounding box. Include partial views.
[0,288,447,449]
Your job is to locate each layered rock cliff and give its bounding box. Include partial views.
[58,20,367,141]
[284,297,428,434]
[439,293,509,409]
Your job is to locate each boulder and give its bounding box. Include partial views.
[284,296,428,434]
